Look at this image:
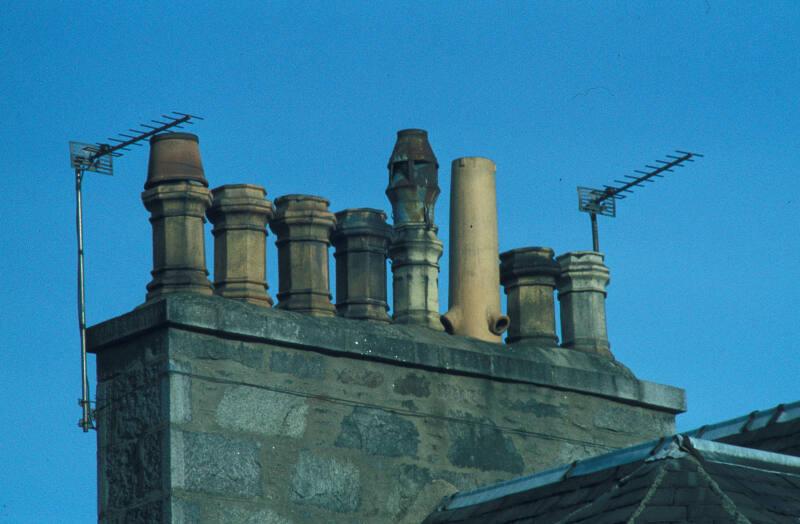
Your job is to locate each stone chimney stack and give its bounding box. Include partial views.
[500,247,560,346]
[331,208,392,322]
[269,194,336,317]
[141,133,213,301]
[556,251,612,357]
[207,184,274,306]
[386,129,444,330]
[441,157,509,342]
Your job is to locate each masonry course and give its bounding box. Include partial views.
[89,293,683,523]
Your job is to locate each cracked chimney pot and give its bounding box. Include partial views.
[500,247,560,345]
[331,208,392,322]
[385,129,444,330]
[269,194,336,317]
[145,133,208,189]
[556,251,612,357]
[141,133,212,301]
[207,184,274,306]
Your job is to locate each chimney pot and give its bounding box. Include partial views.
[500,247,560,345]
[386,129,444,330]
[145,133,208,189]
[331,208,392,322]
[270,194,336,316]
[441,157,509,343]
[556,251,612,357]
[207,184,274,306]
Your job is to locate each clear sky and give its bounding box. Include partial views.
[1,2,798,521]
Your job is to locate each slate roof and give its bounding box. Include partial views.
[686,401,800,457]
[423,436,800,523]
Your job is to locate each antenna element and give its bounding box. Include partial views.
[68,112,203,432]
[577,150,703,251]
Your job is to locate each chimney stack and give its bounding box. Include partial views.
[331,208,392,322]
[441,157,509,342]
[500,247,559,345]
[386,129,444,330]
[556,251,612,357]
[207,184,274,306]
[141,133,212,301]
[269,194,336,317]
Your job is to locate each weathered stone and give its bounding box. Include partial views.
[142,181,213,301]
[269,351,325,380]
[594,406,671,435]
[386,129,444,330]
[290,450,360,512]
[216,385,308,438]
[447,413,525,474]
[336,368,384,388]
[119,500,164,524]
[270,195,336,317]
[557,251,612,357]
[208,504,294,524]
[101,430,164,513]
[89,293,685,522]
[500,247,560,345]
[393,372,431,398]
[171,330,263,369]
[166,364,192,424]
[169,498,201,523]
[173,431,261,497]
[389,225,444,330]
[335,406,419,457]
[207,184,275,306]
[331,208,392,322]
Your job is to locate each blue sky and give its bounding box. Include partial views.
[1,2,798,521]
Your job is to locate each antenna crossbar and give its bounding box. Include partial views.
[576,149,703,251]
[68,111,203,433]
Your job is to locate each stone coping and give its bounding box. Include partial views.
[87,294,685,414]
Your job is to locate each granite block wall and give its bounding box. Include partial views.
[89,294,684,523]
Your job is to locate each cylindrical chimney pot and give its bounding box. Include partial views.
[500,247,560,345]
[269,194,336,317]
[141,182,213,300]
[386,129,444,330]
[331,208,392,322]
[556,251,612,357]
[207,184,274,306]
[441,157,509,342]
[145,133,208,189]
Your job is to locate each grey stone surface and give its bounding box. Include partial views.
[447,413,525,474]
[90,293,686,522]
[393,372,432,397]
[269,351,325,380]
[290,450,360,512]
[87,294,685,413]
[173,431,261,497]
[216,385,308,437]
[336,367,384,388]
[335,406,419,457]
[209,505,294,524]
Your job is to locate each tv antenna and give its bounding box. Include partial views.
[577,150,703,251]
[69,112,203,432]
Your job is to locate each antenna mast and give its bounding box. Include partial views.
[68,112,203,432]
[577,150,703,251]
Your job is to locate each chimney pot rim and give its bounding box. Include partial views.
[150,132,199,144]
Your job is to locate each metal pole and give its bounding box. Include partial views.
[75,168,92,432]
[590,212,599,252]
